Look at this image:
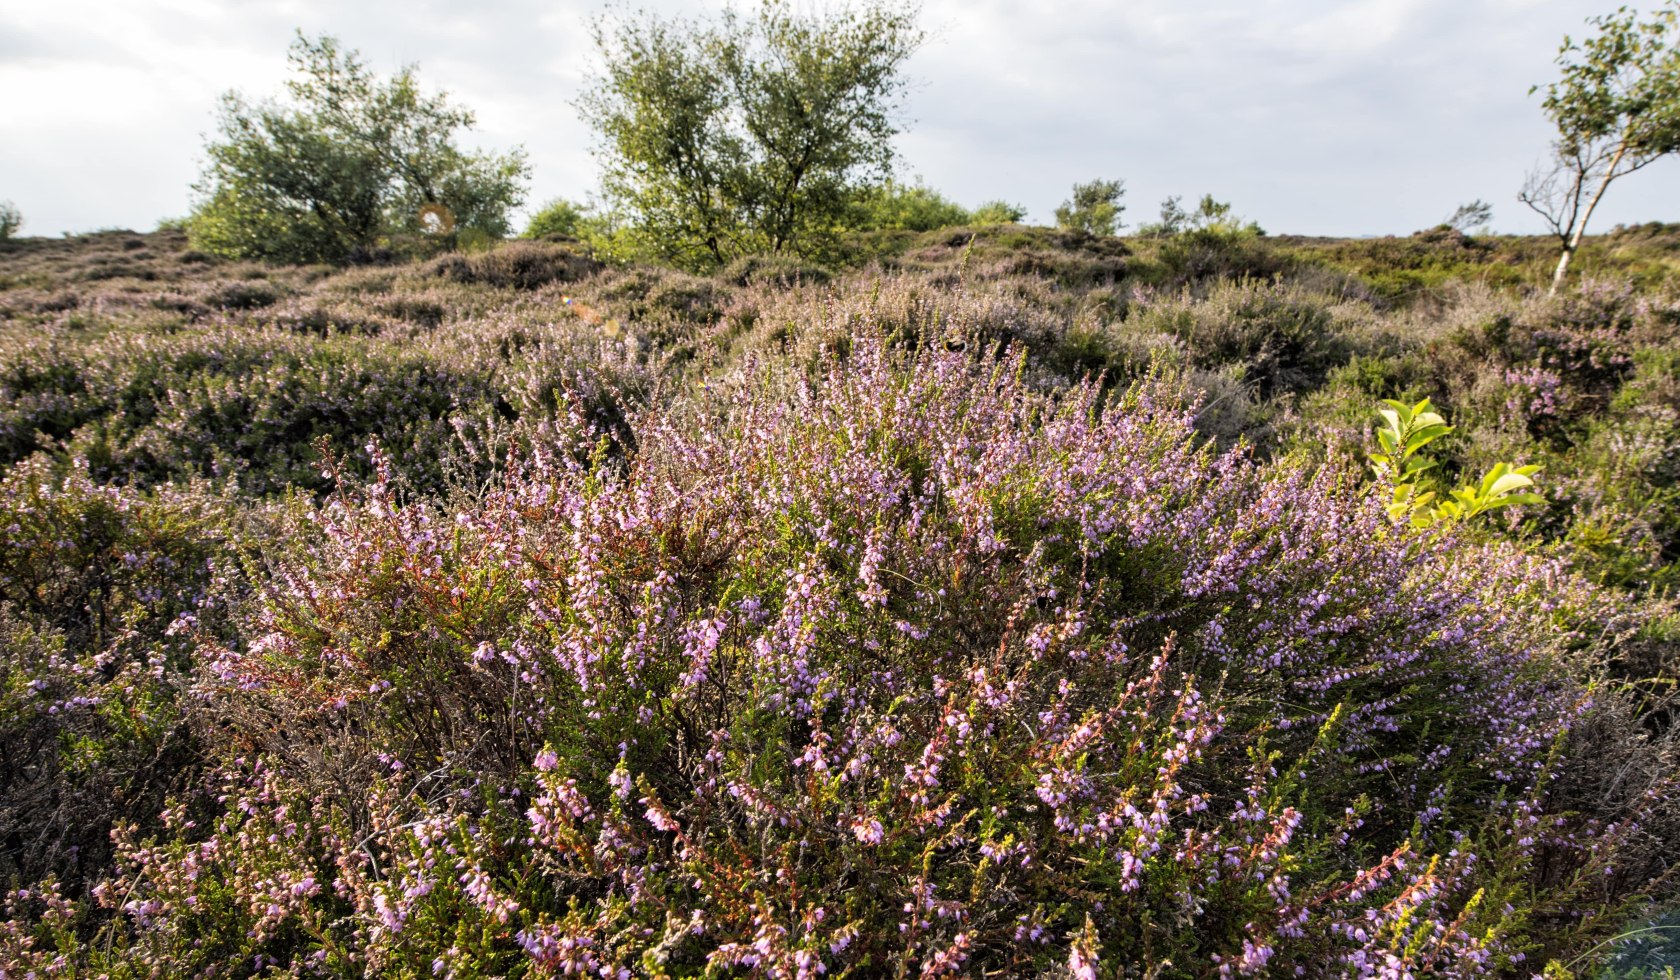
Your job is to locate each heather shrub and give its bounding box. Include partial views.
[1281,232,1518,304]
[965,231,1130,290]
[1126,278,1352,397]
[0,460,254,897]
[14,331,1667,975]
[719,252,832,288]
[1546,407,1680,591]
[1139,225,1287,287]
[732,272,1081,390]
[594,266,725,326]
[52,333,496,495]
[203,278,285,310]
[981,244,1129,290]
[427,240,600,290]
[7,223,1680,976]
[0,347,97,463]
[259,296,400,337]
[0,317,655,498]
[864,224,1130,292]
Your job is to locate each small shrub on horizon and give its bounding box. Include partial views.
[970,199,1027,225]
[0,201,22,241]
[1054,178,1125,236]
[1443,199,1495,235]
[1139,193,1264,239]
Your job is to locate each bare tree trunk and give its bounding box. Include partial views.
[1549,142,1627,296]
[1547,245,1575,296]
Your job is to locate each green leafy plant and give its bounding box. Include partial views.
[1370,397,1543,527]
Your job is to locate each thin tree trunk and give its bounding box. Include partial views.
[1548,245,1575,297]
[1550,142,1628,296]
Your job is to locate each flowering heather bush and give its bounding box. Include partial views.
[7,331,1673,976]
[427,241,602,291]
[0,458,256,897]
[0,305,661,498]
[1125,279,1353,397]
[3,227,1680,975]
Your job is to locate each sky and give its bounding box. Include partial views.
[2,0,1677,238]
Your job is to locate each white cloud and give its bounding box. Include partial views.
[0,0,1675,236]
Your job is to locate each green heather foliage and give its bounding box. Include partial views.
[1,224,1680,976]
[188,33,528,264]
[0,460,258,898]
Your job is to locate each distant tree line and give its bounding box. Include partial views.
[172,0,1680,284]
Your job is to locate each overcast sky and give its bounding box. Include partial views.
[3,0,1676,238]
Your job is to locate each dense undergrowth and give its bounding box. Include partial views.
[1,223,1679,976]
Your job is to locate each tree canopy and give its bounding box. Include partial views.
[579,0,924,270]
[1521,1,1680,293]
[189,33,529,264]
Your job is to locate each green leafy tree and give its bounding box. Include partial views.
[849,179,969,231]
[1054,178,1125,236]
[1521,2,1680,294]
[522,198,587,239]
[189,32,528,264]
[0,201,21,240]
[579,0,924,270]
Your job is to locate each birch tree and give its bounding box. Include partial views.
[1521,2,1680,295]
